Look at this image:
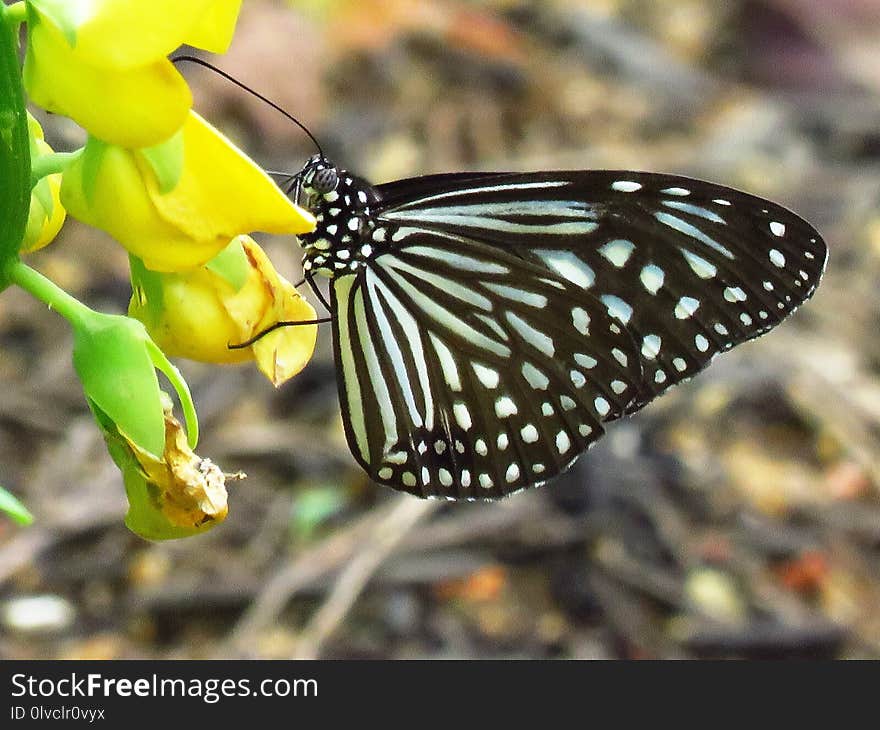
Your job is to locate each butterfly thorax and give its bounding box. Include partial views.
[297,157,383,279]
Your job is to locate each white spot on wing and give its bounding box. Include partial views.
[640,265,665,294]
[406,245,509,274]
[430,334,461,392]
[453,402,472,431]
[601,295,633,325]
[556,431,571,454]
[483,282,547,309]
[472,362,500,389]
[506,312,554,356]
[655,212,735,259]
[572,307,591,335]
[769,249,786,268]
[770,221,786,237]
[663,200,726,224]
[495,396,518,418]
[522,362,550,390]
[675,296,700,319]
[599,239,636,268]
[680,249,717,279]
[535,250,596,289]
[642,334,661,359]
[723,286,747,303]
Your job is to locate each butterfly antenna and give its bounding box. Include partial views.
[172,54,324,157]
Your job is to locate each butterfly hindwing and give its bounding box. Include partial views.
[330,235,643,498]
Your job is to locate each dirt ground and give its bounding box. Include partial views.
[2,0,880,659]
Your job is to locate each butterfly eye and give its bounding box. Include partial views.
[312,166,339,194]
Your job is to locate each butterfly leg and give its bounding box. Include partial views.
[306,272,333,314]
[227,316,333,350]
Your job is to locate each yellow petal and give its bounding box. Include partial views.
[130,237,318,377]
[252,279,319,386]
[22,174,66,253]
[24,9,192,148]
[183,0,244,54]
[60,143,228,270]
[129,265,254,364]
[31,0,219,69]
[21,136,67,253]
[139,112,315,246]
[58,114,313,271]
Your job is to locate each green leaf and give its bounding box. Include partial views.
[140,127,185,194]
[0,485,33,525]
[72,313,166,458]
[205,236,249,291]
[27,0,80,46]
[0,4,31,283]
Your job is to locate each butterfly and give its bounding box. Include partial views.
[281,154,827,500]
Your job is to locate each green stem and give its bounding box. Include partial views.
[5,3,26,25]
[5,260,92,327]
[30,151,78,188]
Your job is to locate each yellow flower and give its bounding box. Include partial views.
[23,0,243,148]
[129,236,318,386]
[60,111,315,272]
[21,113,66,253]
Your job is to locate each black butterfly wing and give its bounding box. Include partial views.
[375,170,827,413]
[330,237,643,499]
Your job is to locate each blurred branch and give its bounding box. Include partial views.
[223,495,439,656]
[293,497,438,658]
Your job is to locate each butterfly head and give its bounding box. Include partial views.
[296,155,383,278]
[296,154,339,202]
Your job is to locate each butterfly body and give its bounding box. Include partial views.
[291,156,827,500]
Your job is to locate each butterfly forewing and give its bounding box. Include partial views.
[375,170,827,413]
[331,236,643,498]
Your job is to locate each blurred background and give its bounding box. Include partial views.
[2,0,880,659]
